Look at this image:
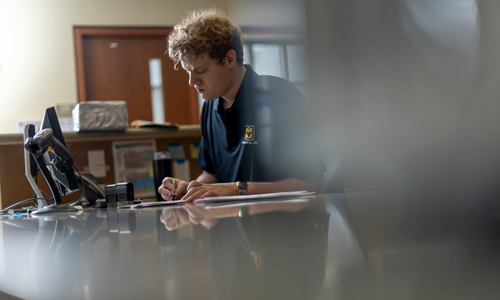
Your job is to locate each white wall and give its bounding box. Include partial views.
[228,0,306,28]
[0,0,227,133]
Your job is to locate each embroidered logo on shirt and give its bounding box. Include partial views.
[242,125,257,144]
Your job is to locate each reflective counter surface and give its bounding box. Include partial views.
[1,188,500,300]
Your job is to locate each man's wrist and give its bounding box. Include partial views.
[236,181,248,195]
[229,182,239,195]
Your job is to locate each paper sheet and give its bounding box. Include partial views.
[204,198,310,209]
[117,191,314,209]
[169,143,185,159]
[119,200,185,209]
[173,159,190,182]
[88,149,106,178]
[194,190,315,203]
[189,142,200,159]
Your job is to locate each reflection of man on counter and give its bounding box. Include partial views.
[159,200,330,300]
[158,8,325,202]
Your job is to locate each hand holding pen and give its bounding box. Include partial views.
[158,177,189,201]
[171,179,176,201]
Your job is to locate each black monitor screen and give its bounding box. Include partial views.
[40,107,79,196]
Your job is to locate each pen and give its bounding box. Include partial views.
[171,179,177,222]
[171,179,176,201]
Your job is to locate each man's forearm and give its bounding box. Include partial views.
[180,172,324,202]
[247,173,324,195]
[196,171,218,184]
[246,178,309,195]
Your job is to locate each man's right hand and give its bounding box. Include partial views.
[160,208,191,231]
[158,177,189,200]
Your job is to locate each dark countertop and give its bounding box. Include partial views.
[1,188,499,300]
[0,125,201,145]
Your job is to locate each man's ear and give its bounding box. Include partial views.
[226,49,237,69]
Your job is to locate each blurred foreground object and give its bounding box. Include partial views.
[306,0,500,205]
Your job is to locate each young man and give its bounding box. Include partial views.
[158,8,325,202]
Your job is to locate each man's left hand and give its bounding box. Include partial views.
[181,181,238,202]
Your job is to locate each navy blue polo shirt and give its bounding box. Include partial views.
[197,65,325,183]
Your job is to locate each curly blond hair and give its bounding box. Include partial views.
[167,8,244,69]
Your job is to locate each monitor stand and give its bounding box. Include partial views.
[23,124,47,208]
[31,204,78,215]
[29,155,78,215]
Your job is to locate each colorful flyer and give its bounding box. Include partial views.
[112,140,157,198]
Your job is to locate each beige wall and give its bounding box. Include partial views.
[228,0,305,28]
[0,0,227,133]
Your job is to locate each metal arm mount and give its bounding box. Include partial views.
[24,129,77,214]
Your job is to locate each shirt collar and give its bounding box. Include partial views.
[215,64,257,113]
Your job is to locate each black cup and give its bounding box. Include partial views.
[153,152,172,201]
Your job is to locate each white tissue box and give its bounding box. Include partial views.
[73,101,128,132]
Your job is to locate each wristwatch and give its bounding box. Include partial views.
[236,181,248,195]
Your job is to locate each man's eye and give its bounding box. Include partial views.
[197,70,206,74]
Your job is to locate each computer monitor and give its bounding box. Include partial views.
[40,107,79,196]
[24,107,80,214]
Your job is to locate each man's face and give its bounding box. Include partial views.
[181,55,231,100]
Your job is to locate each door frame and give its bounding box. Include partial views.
[74,27,172,103]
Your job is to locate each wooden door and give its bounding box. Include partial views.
[74,27,199,125]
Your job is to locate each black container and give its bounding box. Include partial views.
[153,152,173,201]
